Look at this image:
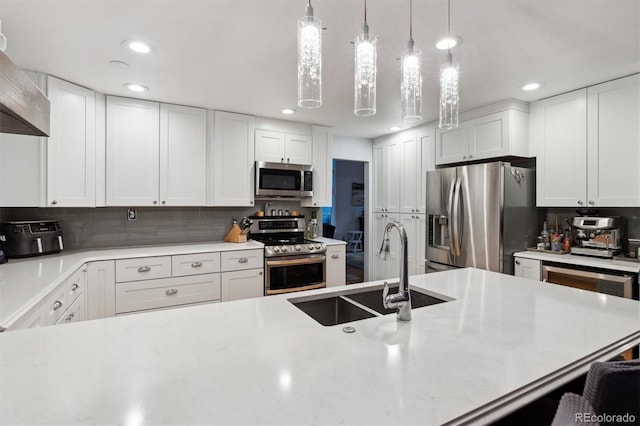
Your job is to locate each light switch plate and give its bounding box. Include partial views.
[127,209,137,221]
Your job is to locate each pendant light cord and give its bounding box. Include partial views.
[409,0,413,41]
[364,0,367,23]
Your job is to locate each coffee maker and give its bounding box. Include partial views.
[570,216,625,258]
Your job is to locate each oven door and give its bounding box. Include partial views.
[265,254,326,295]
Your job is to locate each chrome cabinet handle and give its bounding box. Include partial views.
[191,262,203,268]
[138,266,151,273]
[258,271,263,276]
[462,155,467,159]
[469,154,473,158]
[153,200,158,205]
[281,157,284,162]
[588,200,594,205]
[238,257,249,264]
[53,300,63,311]
[65,312,75,322]
[165,289,178,296]
[71,283,79,291]
[515,260,521,265]
[331,254,339,259]
[51,200,58,205]
[577,200,584,205]
[287,158,290,163]
[162,201,166,205]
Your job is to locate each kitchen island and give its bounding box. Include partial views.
[1,268,639,425]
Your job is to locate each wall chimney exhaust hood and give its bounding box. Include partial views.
[0,50,49,137]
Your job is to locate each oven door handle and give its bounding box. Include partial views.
[266,255,326,267]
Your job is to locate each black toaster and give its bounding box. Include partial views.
[0,221,64,258]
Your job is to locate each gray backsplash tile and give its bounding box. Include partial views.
[0,202,317,250]
[545,207,640,239]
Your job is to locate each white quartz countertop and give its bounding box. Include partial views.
[0,241,264,329]
[1,268,639,425]
[513,250,640,273]
[313,237,347,245]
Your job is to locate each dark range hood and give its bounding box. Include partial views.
[0,50,49,137]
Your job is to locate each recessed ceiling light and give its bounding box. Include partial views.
[389,126,402,131]
[124,40,151,54]
[522,82,545,91]
[281,108,296,115]
[436,35,463,50]
[125,83,148,93]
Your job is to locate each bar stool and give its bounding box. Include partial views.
[346,231,363,253]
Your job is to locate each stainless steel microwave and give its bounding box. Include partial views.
[255,161,313,198]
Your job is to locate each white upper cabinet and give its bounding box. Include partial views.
[159,104,207,206]
[418,126,436,212]
[106,96,207,206]
[46,76,96,207]
[399,131,420,213]
[106,96,161,206]
[586,74,640,207]
[532,89,588,207]
[533,74,640,207]
[208,111,255,206]
[301,125,333,207]
[255,129,312,164]
[435,101,529,165]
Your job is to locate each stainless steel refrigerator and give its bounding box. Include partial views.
[425,161,540,275]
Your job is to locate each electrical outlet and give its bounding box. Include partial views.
[127,209,137,221]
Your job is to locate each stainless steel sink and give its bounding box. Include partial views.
[289,283,452,326]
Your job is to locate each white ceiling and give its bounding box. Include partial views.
[1,0,638,139]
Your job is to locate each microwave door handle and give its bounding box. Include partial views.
[446,179,456,256]
[452,177,462,257]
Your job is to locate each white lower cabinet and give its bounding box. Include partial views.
[326,244,346,287]
[6,301,44,331]
[56,296,85,325]
[115,274,221,315]
[86,260,116,320]
[514,257,541,281]
[221,269,264,302]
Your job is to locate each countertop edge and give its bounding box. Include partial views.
[513,251,640,273]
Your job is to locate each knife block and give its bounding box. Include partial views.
[224,224,247,243]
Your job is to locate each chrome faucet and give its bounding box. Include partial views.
[378,220,411,321]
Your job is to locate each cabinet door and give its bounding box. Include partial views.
[435,126,469,165]
[209,111,255,206]
[534,89,587,207]
[372,213,400,280]
[0,134,42,206]
[416,214,427,276]
[372,142,386,212]
[371,213,388,280]
[326,245,346,287]
[400,214,418,276]
[469,111,506,160]
[399,131,419,213]
[106,96,160,206]
[221,269,264,301]
[301,125,333,207]
[159,104,207,206]
[86,260,116,320]
[284,133,312,164]
[56,295,85,325]
[514,257,541,281]
[386,139,401,212]
[587,75,640,207]
[255,129,285,163]
[418,127,436,213]
[46,76,96,207]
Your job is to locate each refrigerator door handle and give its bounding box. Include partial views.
[446,179,456,256]
[452,177,462,256]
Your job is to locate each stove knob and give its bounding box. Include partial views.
[315,243,322,249]
[590,232,596,239]
[273,247,280,253]
[308,244,315,250]
[281,246,288,252]
[295,245,301,252]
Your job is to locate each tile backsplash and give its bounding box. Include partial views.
[545,207,640,239]
[1,202,316,250]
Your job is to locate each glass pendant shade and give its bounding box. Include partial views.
[401,45,422,122]
[354,28,377,116]
[439,55,459,129]
[297,8,322,109]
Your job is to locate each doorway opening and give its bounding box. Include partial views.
[326,159,366,284]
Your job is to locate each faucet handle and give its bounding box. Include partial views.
[382,281,390,308]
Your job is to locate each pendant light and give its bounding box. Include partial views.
[401,0,422,122]
[354,0,377,116]
[439,0,460,129]
[297,0,322,108]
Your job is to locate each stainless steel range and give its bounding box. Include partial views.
[249,216,326,295]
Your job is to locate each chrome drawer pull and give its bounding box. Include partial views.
[71,283,79,291]
[191,262,203,268]
[138,266,151,273]
[332,254,340,259]
[166,289,178,296]
[53,300,63,311]
[65,313,75,322]
[238,258,249,264]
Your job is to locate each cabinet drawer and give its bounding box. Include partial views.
[66,266,86,305]
[56,296,84,325]
[115,273,221,314]
[115,256,172,282]
[43,284,68,326]
[172,252,221,277]
[221,249,263,272]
